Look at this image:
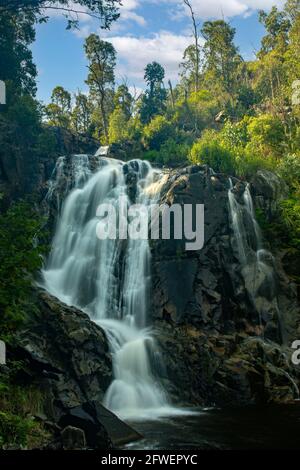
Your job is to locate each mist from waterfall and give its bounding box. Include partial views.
[42,155,180,420]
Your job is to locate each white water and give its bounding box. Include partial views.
[42,155,182,420]
[228,180,283,337]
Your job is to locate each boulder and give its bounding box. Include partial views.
[13,289,141,449]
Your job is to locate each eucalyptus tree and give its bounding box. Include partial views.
[84,34,116,142]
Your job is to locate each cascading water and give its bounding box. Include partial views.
[42,155,178,420]
[228,180,285,340]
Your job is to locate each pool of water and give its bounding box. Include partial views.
[122,404,300,450]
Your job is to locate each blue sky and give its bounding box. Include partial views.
[32,0,285,103]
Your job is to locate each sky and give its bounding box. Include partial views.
[32,0,286,103]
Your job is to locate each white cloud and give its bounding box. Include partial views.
[110,31,194,84]
[119,0,146,26]
[149,0,285,20]
[121,10,146,26]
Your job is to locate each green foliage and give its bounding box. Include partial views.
[246,114,285,157]
[108,107,129,143]
[0,371,50,449]
[84,34,117,142]
[280,197,300,249]
[0,1,121,31]
[0,202,47,340]
[142,115,174,150]
[140,62,167,124]
[0,412,35,448]
[145,139,189,165]
[45,86,72,128]
[189,130,236,174]
[277,153,300,190]
[201,20,242,98]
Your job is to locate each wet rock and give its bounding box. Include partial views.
[151,168,300,406]
[251,170,288,221]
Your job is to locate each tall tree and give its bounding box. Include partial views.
[180,44,201,94]
[140,62,167,124]
[201,20,242,98]
[258,6,291,56]
[84,34,116,142]
[0,8,37,97]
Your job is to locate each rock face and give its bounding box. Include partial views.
[251,170,288,221]
[14,290,141,449]
[0,127,98,205]
[150,165,300,406]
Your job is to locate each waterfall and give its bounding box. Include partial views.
[42,155,178,420]
[228,180,284,340]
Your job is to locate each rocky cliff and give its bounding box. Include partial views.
[150,165,300,406]
[11,290,141,449]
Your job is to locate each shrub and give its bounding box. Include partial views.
[189,129,236,174]
[142,115,174,150]
[0,411,37,448]
[0,202,47,341]
[160,139,189,165]
[277,153,300,191]
[246,114,285,157]
[235,150,277,179]
[108,107,129,144]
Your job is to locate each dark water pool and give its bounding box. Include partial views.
[122,405,300,450]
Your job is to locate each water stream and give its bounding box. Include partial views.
[42,155,179,420]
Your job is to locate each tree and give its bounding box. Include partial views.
[108,107,129,143]
[0,8,37,97]
[142,115,174,150]
[180,45,201,93]
[201,20,242,99]
[144,62,165,92]
[71,92,92,133]
[51,86,71,113]
[140,62,167,124]
[258,6,291,56]
[84,34,116,143]
[45,86,71,128]
[183,0,201,92]
[0,202,46,339]
[114,84,133,119]
[1,1,121,30]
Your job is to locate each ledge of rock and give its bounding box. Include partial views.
[12,289,141,449]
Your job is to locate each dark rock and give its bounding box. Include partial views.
[251,170,288,221]
[150,168,300,406]
[61,426,86,450]
[13,289,141,449]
